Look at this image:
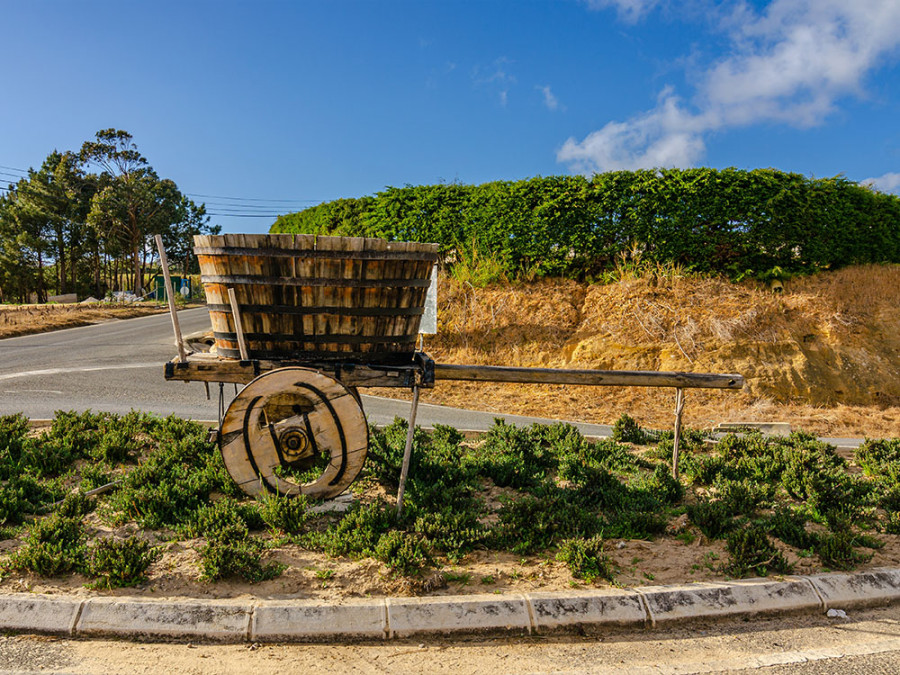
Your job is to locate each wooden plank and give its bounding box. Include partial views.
[164,356,425,387]
[432,364,744,390]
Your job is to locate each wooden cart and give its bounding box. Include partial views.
[160,234,743,509]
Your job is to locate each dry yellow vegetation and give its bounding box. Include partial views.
[392,264,900,438]
[0,303,166,339]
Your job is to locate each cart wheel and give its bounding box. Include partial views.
[219,367,368,500]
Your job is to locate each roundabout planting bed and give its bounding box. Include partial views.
[0,410,898,600]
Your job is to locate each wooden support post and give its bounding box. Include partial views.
[672,387,685,481]
[154,235,187,363]
[227,287,250,361]
[396,385,421,518]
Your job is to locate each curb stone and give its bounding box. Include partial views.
[0,594,82,636]
[807,569,900,610]
[386,594,532,638]
[0,569,897,643]
[635,577,821,626]
[252,599,387,642]
[77,597,253,641]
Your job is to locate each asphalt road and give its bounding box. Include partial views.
[0,308,613,435]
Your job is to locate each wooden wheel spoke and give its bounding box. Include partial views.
[219,367,368,500]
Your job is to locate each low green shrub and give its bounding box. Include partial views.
[724,526,792,578]
[373,530,433,576]
[815,532,874,571]
[86,537,161,588]
[766,505,815,550]
[259,492,308,535]
[199,536,284,582]
[687,499,735,539]
[7,514,86,576]
[611,414,649,445]
[556,535,615,583]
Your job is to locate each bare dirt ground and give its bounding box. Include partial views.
[0,302,167,339]
[373,265,900,439]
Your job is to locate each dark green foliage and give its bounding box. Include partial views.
[373,531,433,576]
[687,499,736,539]
[856,438,900,479]
[602,510,668,540]
[412,509,484,563]
[106,425,230,529]
[55,491,92,519]
[7,514,85,576]
[196,499,284,582]
[199,536,284,583]
[491,493,600,555]
[271,170,900,281]
[259,492,308,535]
[556,535,615,583]
[0,475,63,525]
[86,537,161,588]
[79,463,113,492]
[309,500,398,558]
[714,477,774,515]
[766,505,816,550]
[611,414,649,445]
[633,463,684,507]
[472,420,557,490]
[724,526,793,578]
[815,532,874,571]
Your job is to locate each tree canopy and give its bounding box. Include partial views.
[0,130,218,303]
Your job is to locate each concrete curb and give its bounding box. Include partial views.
[1,568,898,643]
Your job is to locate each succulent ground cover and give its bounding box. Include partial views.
[0,410,898,594]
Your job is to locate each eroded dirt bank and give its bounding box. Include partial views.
[384,265,900,437]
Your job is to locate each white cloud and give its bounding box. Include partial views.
[559,88,706,171]
[583,0,661,23]
[862,172,900,194]
[560,0,900,173]
[537,85,562,111]
[473,57,516,106]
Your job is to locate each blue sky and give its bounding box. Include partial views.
[1,0,899,234]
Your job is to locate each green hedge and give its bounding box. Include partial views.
[271,169,900,280]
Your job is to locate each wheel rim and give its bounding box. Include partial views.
[219,367,368,499]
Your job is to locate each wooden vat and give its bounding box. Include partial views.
[194,234,438,362]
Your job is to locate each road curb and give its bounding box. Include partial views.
[1,568,898,643]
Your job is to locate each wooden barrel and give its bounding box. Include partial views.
[194,234,438,362]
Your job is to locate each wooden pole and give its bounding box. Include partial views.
[672,387,686,481]
[154,235,187,363]
[433,363,743,390]
[227,287,250,361]
[396,385,421,518]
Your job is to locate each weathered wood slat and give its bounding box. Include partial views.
[195,234,437,362]
[432,364,744,390]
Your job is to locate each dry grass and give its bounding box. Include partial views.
[0,303,167,339]
[385,264,900,438]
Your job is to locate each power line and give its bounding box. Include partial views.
[206,213,281,218]
[185,192,318,204]
[0,164,27,174]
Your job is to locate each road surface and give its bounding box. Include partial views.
[0,307,612,436]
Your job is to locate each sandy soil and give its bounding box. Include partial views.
[2,487,898,603]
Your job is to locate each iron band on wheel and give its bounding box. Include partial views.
[218,367,368,500]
